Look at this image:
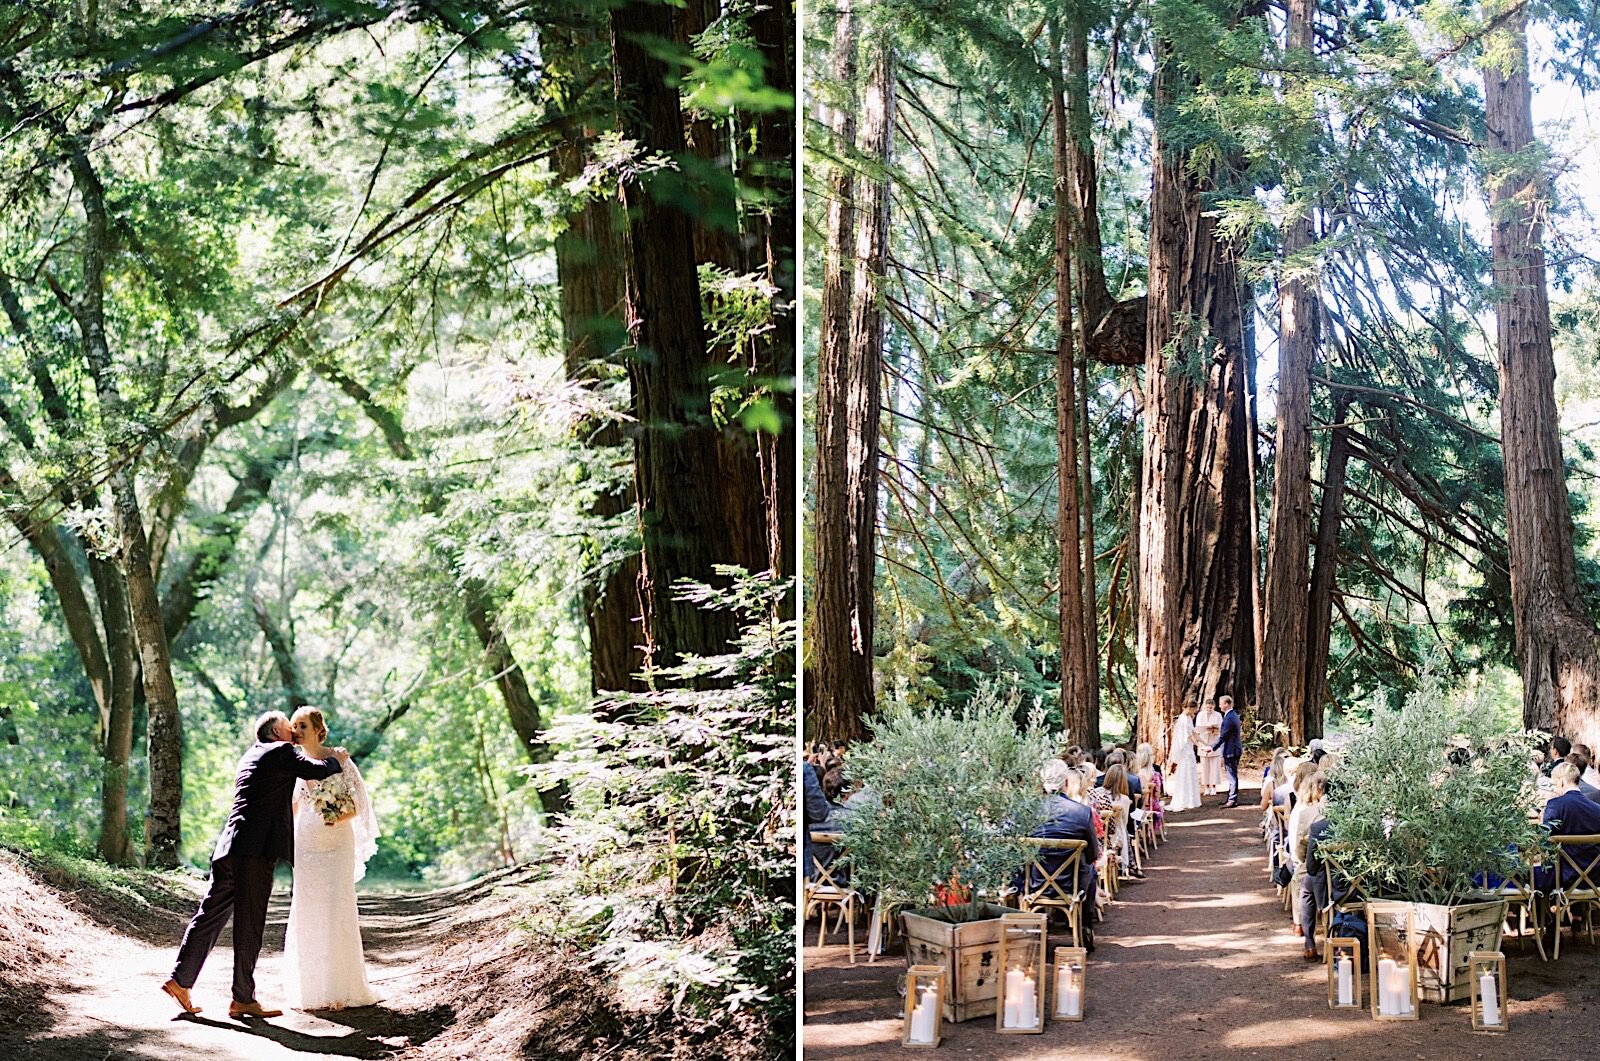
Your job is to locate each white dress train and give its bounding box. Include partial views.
[1166,714,1202,813]
[284,761,380,1010]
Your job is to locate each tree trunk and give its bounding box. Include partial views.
[610,0,737,669]
[69,143,185,867]
[1483,4,1600,747]
[809,0,871,743]
[1051,22,1094,747]
[1259,0,1318,747]
[1303,399,1351,735]
[1136,46,1256,751]
[1080,354,1100,728]
[550,19,645,696]
[92,563,137,865]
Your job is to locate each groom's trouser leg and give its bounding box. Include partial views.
[172,856,236,989]
[231,856,276,1004]
[1225,756,1240,803]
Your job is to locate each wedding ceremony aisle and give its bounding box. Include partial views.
[801,784,1600,1060]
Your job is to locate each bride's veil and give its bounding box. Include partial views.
[346,761,381,883]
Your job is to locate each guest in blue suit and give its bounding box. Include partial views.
[1022,760,1102,949]
[1212,695,1243,807]
[1536,761,1600,892]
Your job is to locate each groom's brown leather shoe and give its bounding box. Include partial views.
[228,1000,284,1019]
[162,979,202,1015]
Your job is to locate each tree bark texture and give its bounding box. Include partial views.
[610,0,738,670]
[1482,5,1600,747]
[1302,399,1351,736]
[1136,49,1257,751]
[1051,23,1095,748]
[1259,0,1319,746]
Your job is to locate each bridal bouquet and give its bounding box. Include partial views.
[309,772,357,825]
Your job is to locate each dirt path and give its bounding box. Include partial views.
[4,872,522,1061]
[802,783,1598,1059]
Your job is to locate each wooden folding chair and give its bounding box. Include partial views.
[1319,843,1369,943]
[1268,805,1290,878]
[1494,851,1547,961]
[1018,838,1089,948]
[1550,835,1600,961]
[804,831,859,963]
[1098,807,1120,898]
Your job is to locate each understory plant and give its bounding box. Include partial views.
[841,679,1057,924]
[525,570,794,1054]
[1322,668,1548,906]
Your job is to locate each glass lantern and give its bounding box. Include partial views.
[1365,902,1419,1021]
[1468,950,1508,1033]
[901,965,944,1048]
[1326,937,1361,1010]
[1049,945,1086,1022]
[994,912,1046,1034]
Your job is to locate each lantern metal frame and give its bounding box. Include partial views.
[1049,944,1087,1022]
[1468,950,1508,1033]
[993,912,1047,1035]
[901,965,945,1048]
[1365,901,1420,1021]
[1326,937,1362,1010]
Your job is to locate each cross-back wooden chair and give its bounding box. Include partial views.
[1018,838,1089,948]
[1493,851,1547,961]
[1098,806,1121,898]
[1550,835,1600,961]
[804,831,859,963]
[1268,804,1290,879]
[1129,793,1148,872]
[1318,843,1369,942]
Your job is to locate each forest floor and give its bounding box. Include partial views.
[0,853,648,1061]
[802,775,1600,1059]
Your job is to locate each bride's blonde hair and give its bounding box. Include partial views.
[290,705,329,742]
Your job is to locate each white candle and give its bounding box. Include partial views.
[1397,964,1412,1014]
[1378,959,1397,1014]
[1336,956,1353,1006]
[1020,974,1037,1027]
[1003,969,1022,1028]
[1479,970,1501,1026]
[909,993,936,1043]
[1055,964,1082,1017]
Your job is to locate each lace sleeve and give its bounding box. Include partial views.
[345,761,380,883]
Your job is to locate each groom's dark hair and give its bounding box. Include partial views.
[253,710,290,743]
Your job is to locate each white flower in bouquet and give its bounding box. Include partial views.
[309,772,357,824]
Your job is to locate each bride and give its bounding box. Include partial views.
[1165,704,1202,813]
[285,706,379,1010]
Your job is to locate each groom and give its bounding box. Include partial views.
[1212,695,1243,808]
[161,710,348,1019]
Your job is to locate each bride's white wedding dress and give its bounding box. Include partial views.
[284,760,380,1010]
[1166,714,1202,813]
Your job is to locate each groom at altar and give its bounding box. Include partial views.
[1212,696,1242,808]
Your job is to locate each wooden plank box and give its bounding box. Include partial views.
[1368,899,1506,1004]
[900,904,1013,1023]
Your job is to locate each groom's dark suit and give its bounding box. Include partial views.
[1213,707,1243,805]
[172,740,342,1004]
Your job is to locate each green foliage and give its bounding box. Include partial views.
[1322,667,1549,906]
[523,571,794,1053]
[840,678,1056,923]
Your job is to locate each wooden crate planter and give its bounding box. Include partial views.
[901,905,1012,1023]
[1367,899,1506,1004]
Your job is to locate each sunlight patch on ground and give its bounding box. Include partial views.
[1220,1016,1372,1048]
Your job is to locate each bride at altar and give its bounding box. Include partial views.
[1165,704,1202,813]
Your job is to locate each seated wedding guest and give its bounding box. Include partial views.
[803,760,836,879]
[1543,737,1573,777]
[1260,748,1290,812]
[1287,759,1317,811]
[1571,748,1600,800]
[1291,773,1328,959]
[1537,762,1600,891]
[1308,739,1328,766]
[1576,744,1600,789]
[1025,762,1102,929]
[1135,743,1165,835]
[1305,811,1367,960]
[1102,764,1140,879]
[1100,749,1143,801]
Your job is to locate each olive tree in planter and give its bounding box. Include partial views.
[841,680,1057,1021]
[1322,671,1548,1003]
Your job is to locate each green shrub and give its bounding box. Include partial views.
[840,679,1057,924]
[1322,669,1548,906]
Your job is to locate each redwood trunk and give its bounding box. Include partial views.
[810,0,871,742]
[611,0,737,668]
[1260,0,1318,745]
[1051,25,1094,747]
[551,21,645,695]
[1136,47,1256,751]
[1483,6,1600,746]
[1303,400,1351,735]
